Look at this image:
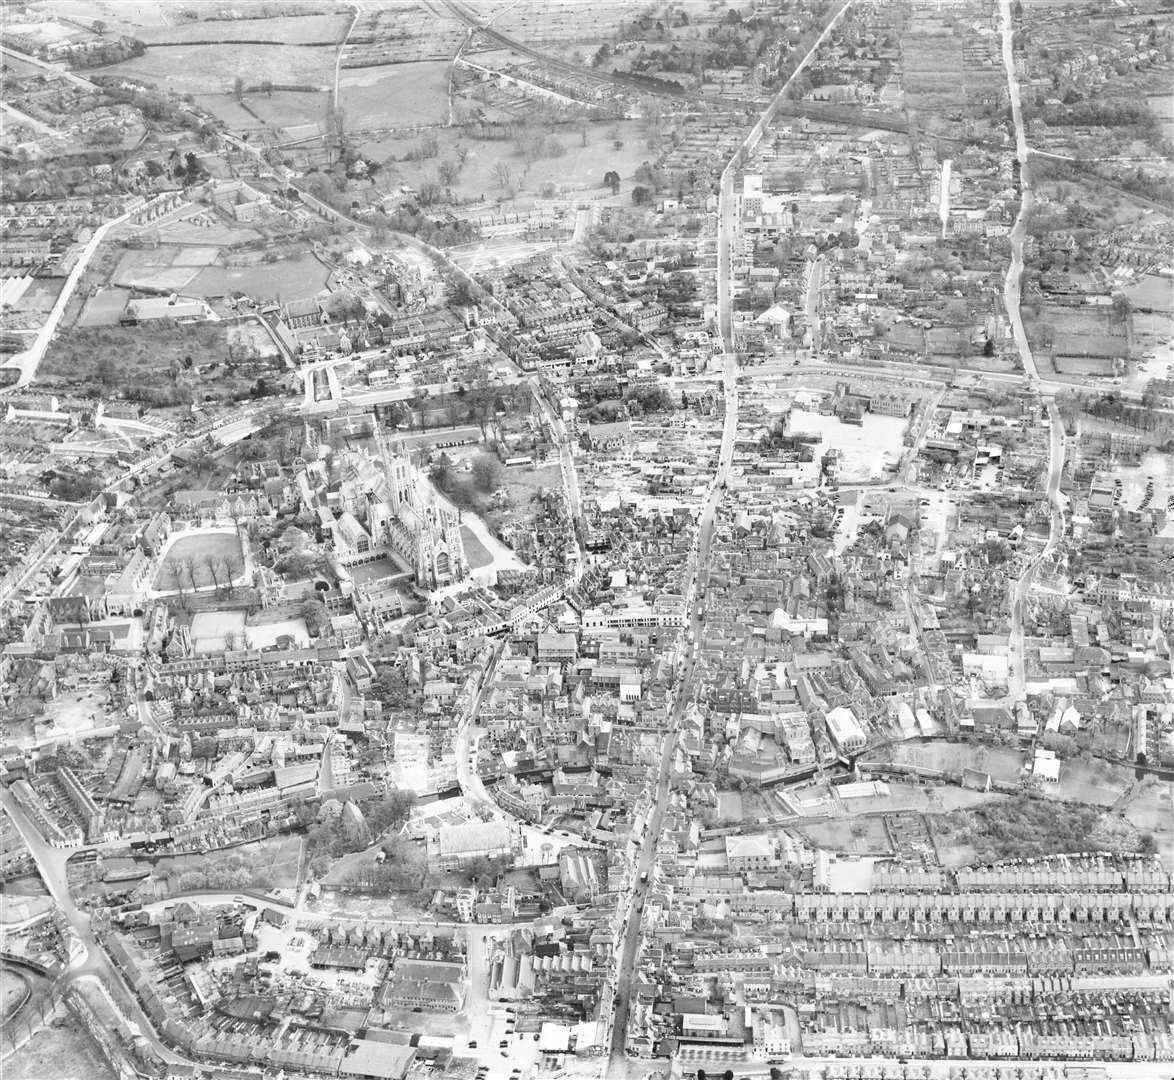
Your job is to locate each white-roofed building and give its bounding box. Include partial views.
[430,819,514,870]
[824,705,867,754]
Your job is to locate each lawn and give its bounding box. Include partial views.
[460,525,493,570]
[154,531,244,591]
[339,62,452,130]
[188,252,330,302]
[102,43,336,95]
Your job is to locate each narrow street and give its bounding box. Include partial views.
[1008,400,1066,699]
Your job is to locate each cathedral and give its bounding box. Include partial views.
[321,424,467,591]
[372,428,468,590]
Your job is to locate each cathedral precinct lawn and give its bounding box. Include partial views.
[154,531,244,591]
[460,525,493,570]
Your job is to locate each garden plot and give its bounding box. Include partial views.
[344,5,466,65]
[471,0,632,55]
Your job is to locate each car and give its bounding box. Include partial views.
[233,895,246,903]
[468,1041,477,1049]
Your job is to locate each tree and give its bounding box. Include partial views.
[417,176,442,205]
[603,169,620,194]
[233,76,244,103]
[493,161,514,191]
[471,455,503,494]
[632,185,653,205]
[429,453,456,493]
[260,79,273,98]
[983,336,996,357]
[91,19,107,33]
[438,159,459,187]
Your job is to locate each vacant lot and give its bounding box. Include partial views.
[154,531,244,590]
[189,252,330,301]
[42,322,227,394]
[339,62,451,129]
[103,43,336,95]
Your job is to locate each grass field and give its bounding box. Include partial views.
[103,43,336,95]
[5,1014,116,1080]
[135,13,348,45]
[339,62,451,129]
[154,531,244,590]
[76,286,131,328]
[246,90,329,133]
[188,252,330,302]
[361,118,653,209]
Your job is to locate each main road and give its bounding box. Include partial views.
[999,0,1038,384]
[1,204,140,390]
[998,0,1066,702]
[0,788,204,1070]
[607,3,854,1067]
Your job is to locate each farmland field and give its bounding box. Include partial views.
[339,62,451,129]
[101,43,336,95]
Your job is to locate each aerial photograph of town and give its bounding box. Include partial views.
[0,0,1171,1078]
